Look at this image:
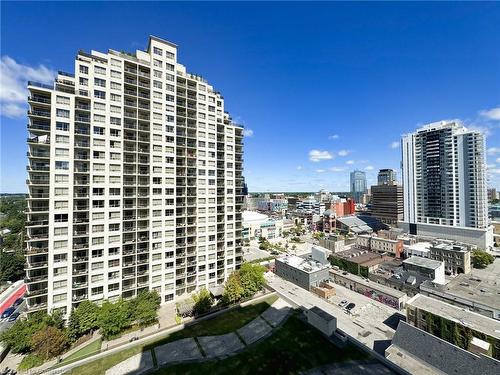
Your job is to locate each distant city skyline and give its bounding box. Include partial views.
[1,2,500,193]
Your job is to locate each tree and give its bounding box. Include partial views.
[0,312,48,353]
[239,263,266,298]
[30,326,68,360]
[471,250,494,269]
[0,251,25,282]
[68,300,100,340]
[192,288,213,315]
[130,291,161,327]
[98,299,131,339]
[222,273,244,305]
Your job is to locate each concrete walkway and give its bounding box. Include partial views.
[104,298,292,375]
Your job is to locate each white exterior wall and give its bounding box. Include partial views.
[25,36,244,316]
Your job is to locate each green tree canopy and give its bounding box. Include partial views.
[98,299,131,339]
[0,251,25,282]
[471,250,494,269]
[239,263,266,298]
[30,325,68,360]
[192,288,213,315]
[0,311,51,353]
[68,300,100,340]
[222,272,244,305]
[130,291,161,326]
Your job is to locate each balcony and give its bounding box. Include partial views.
[28,109,50,118]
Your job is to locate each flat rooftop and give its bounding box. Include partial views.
[407,294,500,340]
[334,248,391,267]
[276,255,330,274]
[431,242,468,253]
[420,258,500,311]
[405,241,432,252]
[403,256,443,270]
[329,268,407,299]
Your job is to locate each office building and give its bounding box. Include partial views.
[401,120,492,249]
[371,184,403,226]
[25,36,244,316]
[377,168,396,185]
[350,170,367,203]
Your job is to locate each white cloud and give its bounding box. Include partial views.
[337,149,350,157]
[496,158,500,164]
[487,147,500,155]
[329,167,346,172]
[328,134,339,140]
[487,164,497,169]
[479,107,500,121]
[365,165,374,171]
[315,169,326,173]
[309,149,333,162]
[390,141,400,149]
[0,56,55,118]
[243,129,254,137]
[488,169,500,175]
[296,165,303,170]
[346,160,355,165]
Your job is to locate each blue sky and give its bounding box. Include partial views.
[1,1,499,193]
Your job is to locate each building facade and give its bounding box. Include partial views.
[401,121,491,248]
[371,184,403,226]
[377,168,396,185]
[350,170,367,204]
[275,255,330,290]
[429,242,471,274]
[25,36,244,316]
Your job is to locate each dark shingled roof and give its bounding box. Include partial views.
[391,321,500,375]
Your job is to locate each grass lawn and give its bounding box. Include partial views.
[155,314,369,375]
[59,338,102,365]
[69,294,278,375]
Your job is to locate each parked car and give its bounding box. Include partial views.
[12,297,24,307]
[1,307,15,320]
[7,312,20,322]
[346,303,356,311]
[338,300,348,308]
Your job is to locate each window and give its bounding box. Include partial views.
[110,81,121,90]
[94,66,106,75]
[79,77,88,86]
[54,227,68,236]
[55,148,69,156]
[94,78,106,87]
[93,126,105,135]
[56,109,69,118]
[111,70,121,78]
[56,122,69,131]
[55,174,68,183]
[79,65,88,74]
[56,96,70,105]
[55,161,69,170]
[94,90,106,100]
[153,47,163,56]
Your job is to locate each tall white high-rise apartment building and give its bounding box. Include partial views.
[25,36,244,316]
[401,120,492,249]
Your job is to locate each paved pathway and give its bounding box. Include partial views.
[155,338,203,367]
[105,351,153,375]
[104,298,292,375]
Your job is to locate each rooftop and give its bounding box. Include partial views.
[403,256,443,270]
[431,242,469,253]
[333,248,391,267]
[387,321,500,375]
[329,268,407,299]
[420,258,500,312]
[276,255,330,274]
[405,241,432,252]
[407,294,500,340]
